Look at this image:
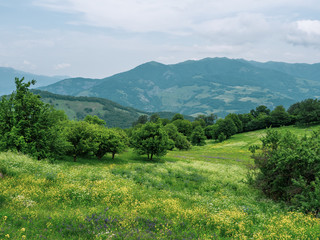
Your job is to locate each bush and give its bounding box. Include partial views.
[249,128,320,214]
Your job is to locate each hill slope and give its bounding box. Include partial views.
[1,125,320,239]
[39,58,320,117]
[33,90,193,128]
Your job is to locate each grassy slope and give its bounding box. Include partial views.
[1,125,320,239]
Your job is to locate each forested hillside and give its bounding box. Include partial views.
[39,58,320,116]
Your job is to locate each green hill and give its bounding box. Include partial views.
[1,124,320,239]
[32,90,194,128]
[39,58,320,117]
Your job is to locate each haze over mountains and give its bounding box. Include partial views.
[38,57,320,117]
[0,67,68,96]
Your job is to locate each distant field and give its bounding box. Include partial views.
[1,125,320,239]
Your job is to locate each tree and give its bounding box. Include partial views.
[191,126,206,146]
[84,115,106,126]
[225,113,243,133]
[172,119,193,138]
[249,129,320,214]
[105,128,128,159]
[131,122,170,160]
[250,105,270,118]
[0,77,67,159]
[288,99,320,125]
[195,113,217,126]
[164,123,191,150]
[64,121,96,162]
[171,113,184,121]
[149,113,160,123]
[270,105,291,127]
[132,115,148,127]
[214,118,237,140]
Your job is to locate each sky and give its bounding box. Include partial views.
[1,0,320,78]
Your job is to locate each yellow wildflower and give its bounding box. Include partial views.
[21,228,26,232]
[3,216,7,221]
[22,235,26,239]
[5,234,10,238]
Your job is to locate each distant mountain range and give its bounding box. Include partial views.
[32,90,194,128]
[0,67,68,95]
[38,58,320,117]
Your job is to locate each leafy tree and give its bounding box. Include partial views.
[64,121,96,162]
[204,124,218,139]
[225,113,243,133]
[174,133,191,150]
[214,118,237,140]
[250,105,270,118]
[131,122,170,160]
[238,113,254,132]
[105,128,128,159]
[195,113,217,126]
[171,113,184,121]
[192,120,205,129]
[164,123,191,150]
[270,105,292,127]
[0,77,67,159]
[149,113,160,123]
[288,99,320,125]
[191,126,206,146]
[84,115,106,126]
[249,129,320,214]
[172,119,193,138]
[132,115,148,127]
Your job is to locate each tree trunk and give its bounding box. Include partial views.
[112,152,115,159]
[150,153,153,160]
[73,154,77,162]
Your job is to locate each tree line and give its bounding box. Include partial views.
[0,78,320,162]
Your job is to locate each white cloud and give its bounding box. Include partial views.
[287,20,320,47]
[55,63,71,70]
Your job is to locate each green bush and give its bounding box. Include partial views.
[249,128,320,214]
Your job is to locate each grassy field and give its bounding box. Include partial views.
[1,125,320,239]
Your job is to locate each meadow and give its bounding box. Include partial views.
[1,125,320,239]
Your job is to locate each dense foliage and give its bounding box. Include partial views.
[250,129,320,214]
[0,78,67,159]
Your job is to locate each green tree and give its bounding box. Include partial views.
[132,115,148,127]
[172,119,193,138]
[149,113,160,123]
[64,121,96,162]
[84,115,106,126]
[225,113,243,133]
[270,105,291,127]
[249,129,320,214]
[195,113,217,126]
[131,122,170,160]
[0,77,67,159]
[171,113,184,121]
[164,123,191,150]
[191,126,206,146]
[214,118,237,140]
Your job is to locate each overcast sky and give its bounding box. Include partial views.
[1,0,320,78]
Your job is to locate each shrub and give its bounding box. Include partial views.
[249,128,320,214]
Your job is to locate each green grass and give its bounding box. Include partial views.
[1,125,320,239]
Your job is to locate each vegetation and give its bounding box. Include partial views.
[249,128,320,214]
[1,125,320,239]
[1,77,320,239]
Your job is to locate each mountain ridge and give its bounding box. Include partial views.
[39,57,320,116]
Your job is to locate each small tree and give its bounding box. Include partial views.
[191,126,206,146]
[131,122,170,160]
[64,121,96,162]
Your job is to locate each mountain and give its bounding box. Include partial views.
[39,58,320,117]
[32,90,193,128]
[0,67,68,95]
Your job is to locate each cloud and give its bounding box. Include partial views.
[287,20,320,47]
[55,63,71,70]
